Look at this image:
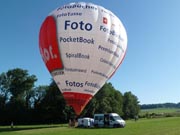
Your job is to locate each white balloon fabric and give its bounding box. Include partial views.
[39,2,127,115]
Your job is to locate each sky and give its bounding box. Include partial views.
[0,0,180,105]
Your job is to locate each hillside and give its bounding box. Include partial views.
[141,102,180,109]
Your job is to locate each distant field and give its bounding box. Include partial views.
[140,108,180,117]
[141,108,180,113]
[1,117,180,135]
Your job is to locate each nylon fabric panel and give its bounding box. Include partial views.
[63,92,92,115]
[39,16,63,72]
[39,2,127,115]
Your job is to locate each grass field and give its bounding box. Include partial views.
[140,108,180,118]
[1,117,180,135]
[140,108,180,114]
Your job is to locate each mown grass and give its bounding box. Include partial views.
[1,117,180,135]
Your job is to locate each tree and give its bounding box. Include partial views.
[83,83,123,117]
[123,91,140,119]
[0,68,37,124]
[37,80,72,123]
[0,68,141,124]
[0,68,37,100]
[31,85,48,109]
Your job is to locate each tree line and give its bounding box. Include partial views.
[0,68,140,125]
[141,103,180,109]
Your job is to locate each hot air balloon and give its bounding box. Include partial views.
[39,2,127,115]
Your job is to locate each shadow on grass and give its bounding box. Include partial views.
[0,125,67,132]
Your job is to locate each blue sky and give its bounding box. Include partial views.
[0,0,180,104]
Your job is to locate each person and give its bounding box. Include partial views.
[11,121,14,129]
[134,115,138,121]
[69,119,72,127]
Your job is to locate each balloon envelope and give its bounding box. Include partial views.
[39,2,127,115]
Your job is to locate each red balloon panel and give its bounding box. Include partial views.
[63,92,93,115]
[39,16,63,72]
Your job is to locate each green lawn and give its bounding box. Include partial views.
[1,117,180,135]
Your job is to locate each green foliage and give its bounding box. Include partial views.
[141,103,180,109]
[0,68,37,124]
[36,81,73,123]
[81,83,124,117]
[0,68,37,99]
[0,68,140,125]
[123,91,140,119]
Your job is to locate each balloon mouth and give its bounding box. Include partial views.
[63,92,92,115]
